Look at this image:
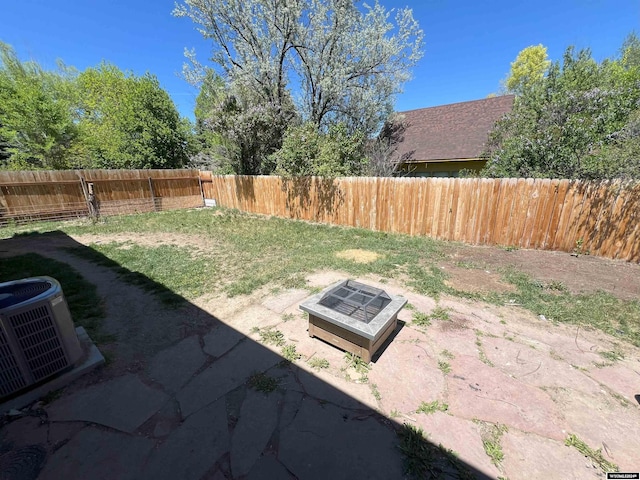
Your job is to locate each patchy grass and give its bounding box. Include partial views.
[0,253,109,343]
[429,306,451,322]
[254,327,285,347]
[65,243,205,306]
[599,349,624,362]
[440,349,455,360]
[308,357,330,370]
[565,434,619,473]
[478,422,508,467]
[370,383,382,401]
[6,209,640,348]
[281,344,301,362]
[412,311,431,327]
[247,372,279,394]
[500,267,640,347]
[397,423,434,478]
[343,352,370,374]
[396,423,474,479]
[343,352,370,383]
[475,330,495,367]
[417,400,449,415]
[438,360,451,375]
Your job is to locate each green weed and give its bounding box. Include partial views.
[438,360,451,374]
[281,344,301,362]
[440,349,455,360]
[308,357,330,370]
[255,327,285,347]
[247,372,279,393]
[565,434,618,473]
[417,400,449,414]
[412,311,431,327]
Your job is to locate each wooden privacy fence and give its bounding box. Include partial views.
[200,174,640,262]
[0,169,203,225]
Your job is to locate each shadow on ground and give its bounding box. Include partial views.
[0,231,491,480]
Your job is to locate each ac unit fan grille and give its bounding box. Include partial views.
[0,328,27,397]
[9,305,69,382]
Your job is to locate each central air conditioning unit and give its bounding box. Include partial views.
[0,276,83,400]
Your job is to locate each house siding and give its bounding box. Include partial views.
[399,159,487,177]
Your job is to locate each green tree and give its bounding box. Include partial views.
[174,0,423,170]
[0,42,83,169]
[271,122,366,177]
[77,64,189,169]
[204,84,296,175]
[620,32,640,68]
[188,69,234,172]
[504,44,551,94]
[483,44,640,180]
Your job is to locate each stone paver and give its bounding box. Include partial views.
[13,262,637,480]
[147,335,206,393]
[587,364,640,404]
[277,318,347,367]
[446,356,569,440]
[481,336,604,396]
[262,288,309,313]
[143,397,229,480]
[246,454,294,480]
[278,389,305,430]
[501,429,603,480]
[203,323,245,357]
[47,374,169,433]
[503,320,605,368]
[177,339,281,417]
[38,428,154,480]
[279,399,403,479]
[552,388,640,471]
[368,341,445,415]
[230,389,280,477]
[297,366,377,410]
[225,305,283,335]
[413,411,501,478]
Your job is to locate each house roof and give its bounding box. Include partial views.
[395,95,515,163]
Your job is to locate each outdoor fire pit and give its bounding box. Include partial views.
[300,280,407,362]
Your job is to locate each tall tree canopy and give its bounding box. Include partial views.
[0,44,190,170]
[503,44,550,94]
[483,36,640,180]
[174,0,423,174]
[0,42,82,169]
[77,64,189,169]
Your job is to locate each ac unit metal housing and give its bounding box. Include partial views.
[0,276,83,400]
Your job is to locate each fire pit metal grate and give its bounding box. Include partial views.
[318,280,391,324]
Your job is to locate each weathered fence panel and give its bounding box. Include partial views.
[0,169,202,224]
[200,174,640,262]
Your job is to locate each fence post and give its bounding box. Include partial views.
[198,175,205,207]
[79,176,98,220]
[148,177,158,212]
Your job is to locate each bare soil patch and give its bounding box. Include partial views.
[70,232,219,253]
[442,264,517,294]
[335,249,381,264]
[443,244,640,301]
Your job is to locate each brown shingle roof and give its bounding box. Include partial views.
[395,95,514,163]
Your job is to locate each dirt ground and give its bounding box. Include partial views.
[442,243,640,301]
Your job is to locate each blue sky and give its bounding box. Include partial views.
[2,0,638,119]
